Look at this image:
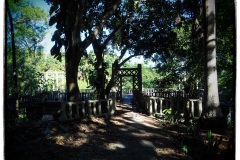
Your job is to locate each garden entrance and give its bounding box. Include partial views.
[112,62,142,104]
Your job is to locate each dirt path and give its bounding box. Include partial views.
[5,103,191,160]
[104,104,190,160]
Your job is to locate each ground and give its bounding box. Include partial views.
[5,102,234,160]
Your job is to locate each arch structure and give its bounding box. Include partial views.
[112,62,142,104]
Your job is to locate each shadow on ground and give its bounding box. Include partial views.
[5,102,191,160]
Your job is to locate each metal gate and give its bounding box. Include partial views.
[112,62,142,104]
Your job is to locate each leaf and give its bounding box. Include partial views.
[207,130,212,139]
[182,145,188,154]
[50,4,58,15]
[49,15,57,26]
[51,30,61,41]
[50,44,62,61]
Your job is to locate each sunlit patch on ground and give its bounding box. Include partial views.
[105,142,126,150]
[5,102,233,160]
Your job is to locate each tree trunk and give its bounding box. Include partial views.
[7,1,19,122]
[95,57,106,99]
[91,23,124,99]
[65,2,82,101]
[65,55,81,101]
[64,0,121,101]
[105,59,119,97]
[105,78,114,98]
[202,0,222,118]
[92,41,106,99]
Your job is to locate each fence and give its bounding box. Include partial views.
[10,91,116,121]
[59,98,116,121]
[17,90,96,103]
[142,88,200,98]
[140,93,202,119]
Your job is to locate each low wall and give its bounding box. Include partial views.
[59,98,116,121]
[18,97,116,121]
[141,94,202,119]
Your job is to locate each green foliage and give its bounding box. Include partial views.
[152,0,235,104]
[6,0,234,104]
[142,66,158,88]
[36,54,65,72]
[163,108,172,115]
[179,123,223,159]
[121,62,159,89]
[216,0,235,99]
[207,130,213,146]
[155,108,175,123]
[121,76,132,90]
[153,16,204,90]
[116,0,177,62]
[182,145,188,155]
[7,0,48,51]
[203,130,223,158]
[154,55,186,89]
[19,108,28,123]
[7,0,48,96]
[162,108,175,122]
[80,51,117,90]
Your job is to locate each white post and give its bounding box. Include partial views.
[191,100,194,117]
[153,98,157,114]
[159,98,163,115]
[198,98,202,117]
[98,101,102,115]
[149,98,153,115]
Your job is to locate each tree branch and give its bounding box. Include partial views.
[102,15,128,47]
[82,0,121,50]
[119,54,141,67]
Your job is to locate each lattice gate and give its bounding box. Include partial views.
[112,62,142,104]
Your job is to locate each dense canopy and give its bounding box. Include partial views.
[5,0,235,154]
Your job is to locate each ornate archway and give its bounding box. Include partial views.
[112,62,142,103]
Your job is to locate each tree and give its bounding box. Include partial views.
[6,0,19,121]
[153,0,205,91]
[6,0,48,94]
[89,0,136,98]
[46,0,178,99]
[202,0,222,118]
[45,0,121,101]
[89,12,125,99]
[85,52,117,91]
[170,0,229,128]
[6,0,48,123]
[149,0,234,128]
[105,0,178,96]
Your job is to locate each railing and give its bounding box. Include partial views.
[17,91,67,103]
[143,88,175,94]
[140,93,202,119]
[123,88,199,97]
[59,98,116,121]
[122,88,133,94]
[7,91,116,121]
[16,91,95,103]
[80,89,95,93]
[143,90,200,99]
